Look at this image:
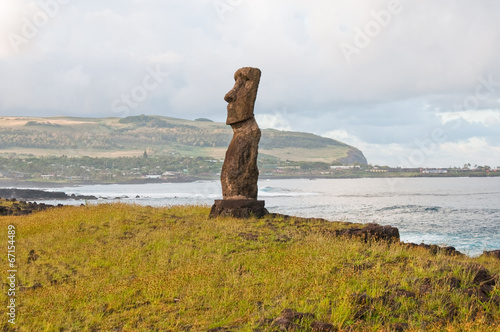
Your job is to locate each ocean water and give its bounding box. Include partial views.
[38,177,500,256]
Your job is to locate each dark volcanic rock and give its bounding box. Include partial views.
[464,287,490,302]
[442,276,462,290]
[269,309,316,331]
[481,250,500,260]
[336,223,400,243]
[272,317,299,330]
[388,289,416,300]
[0,189,67,200]
[392,323,409,332]
[0,189,97,201]
[278,308,315,321]
[0,200,62,216]
[462,264,497,302]
[27,250,39,263]
[472,266,496,287]
[403,242,464,256]
[310,321,336,332]
[351,292,371,305]
[238,232,259,241]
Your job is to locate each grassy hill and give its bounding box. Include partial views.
[1,203,499,331]
[0,115,367,165]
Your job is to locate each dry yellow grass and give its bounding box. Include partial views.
[0,204,499,331]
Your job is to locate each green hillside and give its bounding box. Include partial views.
[0,115,367,165]
[1,203,499,330]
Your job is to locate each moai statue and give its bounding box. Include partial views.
[209,67,268,218]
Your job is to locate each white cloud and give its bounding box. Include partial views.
[324,129,362,147]
[439,110,500,127]
[325,127,500,168]
[0,0,37,58]
[1,0,500,166]
[146,52,182,64]
[255,112,292,131]
[438,138,500,167]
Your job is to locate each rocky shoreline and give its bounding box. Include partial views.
[0,199,63,216]
[0,187,97,216]
[0,176,202,189]
[0,188,97,201]
[274,213,500,260]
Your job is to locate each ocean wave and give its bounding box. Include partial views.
[377,205,443,213]
[258,186,318,197]
[337,191,500,198]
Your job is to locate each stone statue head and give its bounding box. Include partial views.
[224,67,261,125]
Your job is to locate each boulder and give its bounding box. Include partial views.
[336,223,400,243]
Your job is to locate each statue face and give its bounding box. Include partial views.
[224,67,261,125]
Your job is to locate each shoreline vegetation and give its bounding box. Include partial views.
[0,115,498,187]
[1,202,499,331]
[1,169,499,189]
[0,115,367,165]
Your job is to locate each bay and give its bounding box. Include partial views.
[38,177,500,256]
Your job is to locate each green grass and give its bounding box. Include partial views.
[1,204,499,331]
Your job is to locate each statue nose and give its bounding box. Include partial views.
[224,89,236,103]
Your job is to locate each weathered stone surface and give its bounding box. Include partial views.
[278,308,315,321]
[221,67,262,201]
[310,321,336,331]
[209,200,267,219]
[224,67,261,125]
[211,67,267,218]
[220,117,261,200]
[392,323,409,332]
[335,223,400,243]
[0,199,63,216]
[481,249,500,260]
[462,264,497,302]
[403,242,464,256]
[0,189,97,201]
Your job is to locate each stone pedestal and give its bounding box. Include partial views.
[209,199,268,218]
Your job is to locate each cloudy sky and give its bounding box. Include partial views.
[1,0,500,167]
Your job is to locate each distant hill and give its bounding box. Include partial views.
[0,115,367,164]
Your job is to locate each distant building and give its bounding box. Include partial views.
[368,169,388,173]
[144,175,161,179]
[162,171,180,178]
[422,169,448,174]
[388,168,421,173]
[330,166,360,170]
[11,171,32,179]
